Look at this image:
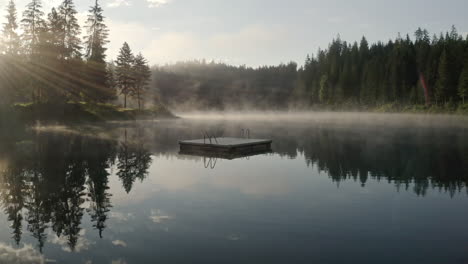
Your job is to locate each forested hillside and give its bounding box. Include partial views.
[153,27,468,112]
[296,26,468,109]
[152,61,298,110]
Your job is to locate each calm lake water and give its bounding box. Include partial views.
[0,113,467,264]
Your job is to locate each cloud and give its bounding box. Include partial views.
[44,0,63,10]
[147,0,172,8]
[107,0,132,8]
[327,16,345,24]
[0,243,46,264]
[110,211,135,222]
[111,260,127,264]
[8,0,62,14]
[106,19,292,66]
[112,240,128,247]
[144,24,291,66]
[107,19,154,61]
[49,229,94,253]
[150,209,173,223]
[226,234,242,241]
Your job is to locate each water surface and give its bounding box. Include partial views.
[0,113,467,263]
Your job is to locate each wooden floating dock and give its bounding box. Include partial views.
[179,137,272,160]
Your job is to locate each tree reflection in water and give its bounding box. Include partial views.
[144,120,468,197]
[0,119,467,252]
[117,129,152,193]
[0,128,152,252]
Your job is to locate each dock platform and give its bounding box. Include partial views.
[179,137,272,159]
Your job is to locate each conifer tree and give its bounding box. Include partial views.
[458,63,468,104]
[319,75,329,103]
[21,0,46,102]
[2,0,20,55]
[21,0,45,56]
[0,0,23,103]
[55,0,83,100]
[84,0,111,101]
[43,7,66,101]
[84,0,108,62]
[47,8,63,56]
[116,42,134,108]
[435,49,449,104]
[132,53,151,110]
[106,61,117,92]
[58,0,81,60]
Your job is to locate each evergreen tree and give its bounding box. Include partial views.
[435,49,449,104]
[21,0,46,102]
[106,61,117,91]
[56,0,83,100]
[58,0,81,60]
[84,0,111,101]
[115,42,134,108]
[43,8,65,101]
[84,0,108,62]
[21,0,45,56]
[359,36,369,58]
[2,0,20,55]
[319,74,329,103]
[0,0,25,103]
[47,8,62,57]
[458,63,468,104]
[133,53,151,110]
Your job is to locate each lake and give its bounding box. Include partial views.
[0,113,467,264]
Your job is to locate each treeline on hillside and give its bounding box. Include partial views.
[296,26,468,108]
[152,61,298,110]
[0,0,152,110]
[152,26,468,111]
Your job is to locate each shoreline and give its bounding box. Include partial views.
[6,102,177,124]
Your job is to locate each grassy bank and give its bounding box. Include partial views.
[10,102,175,124]
[373,103,468,115]
[295,102,468,115]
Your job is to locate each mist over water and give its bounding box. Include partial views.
[0,112,467,263]
[177,111,468,129]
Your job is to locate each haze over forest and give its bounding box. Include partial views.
[0,0,468,115]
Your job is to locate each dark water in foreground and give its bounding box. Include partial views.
[0,113,467,264]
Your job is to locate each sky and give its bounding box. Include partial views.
[1,0,468,67]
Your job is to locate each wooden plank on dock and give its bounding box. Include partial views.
[179,137,272,159]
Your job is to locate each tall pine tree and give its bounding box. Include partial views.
[132,53,151,110]
[84,0,112,101]
[0,0,23,103]
[44,7,66,101]
[21,0,45,56]
[21,0,46,102]
[458,62,468,104]
[58,0,83,100]
[58,0,81,60]
[116,42,134,108]
[2,0,20,55]
[435,49,449,104]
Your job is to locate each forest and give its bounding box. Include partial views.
[152,27,468,112]
[1,0,468,114]
[0,0,161,122]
